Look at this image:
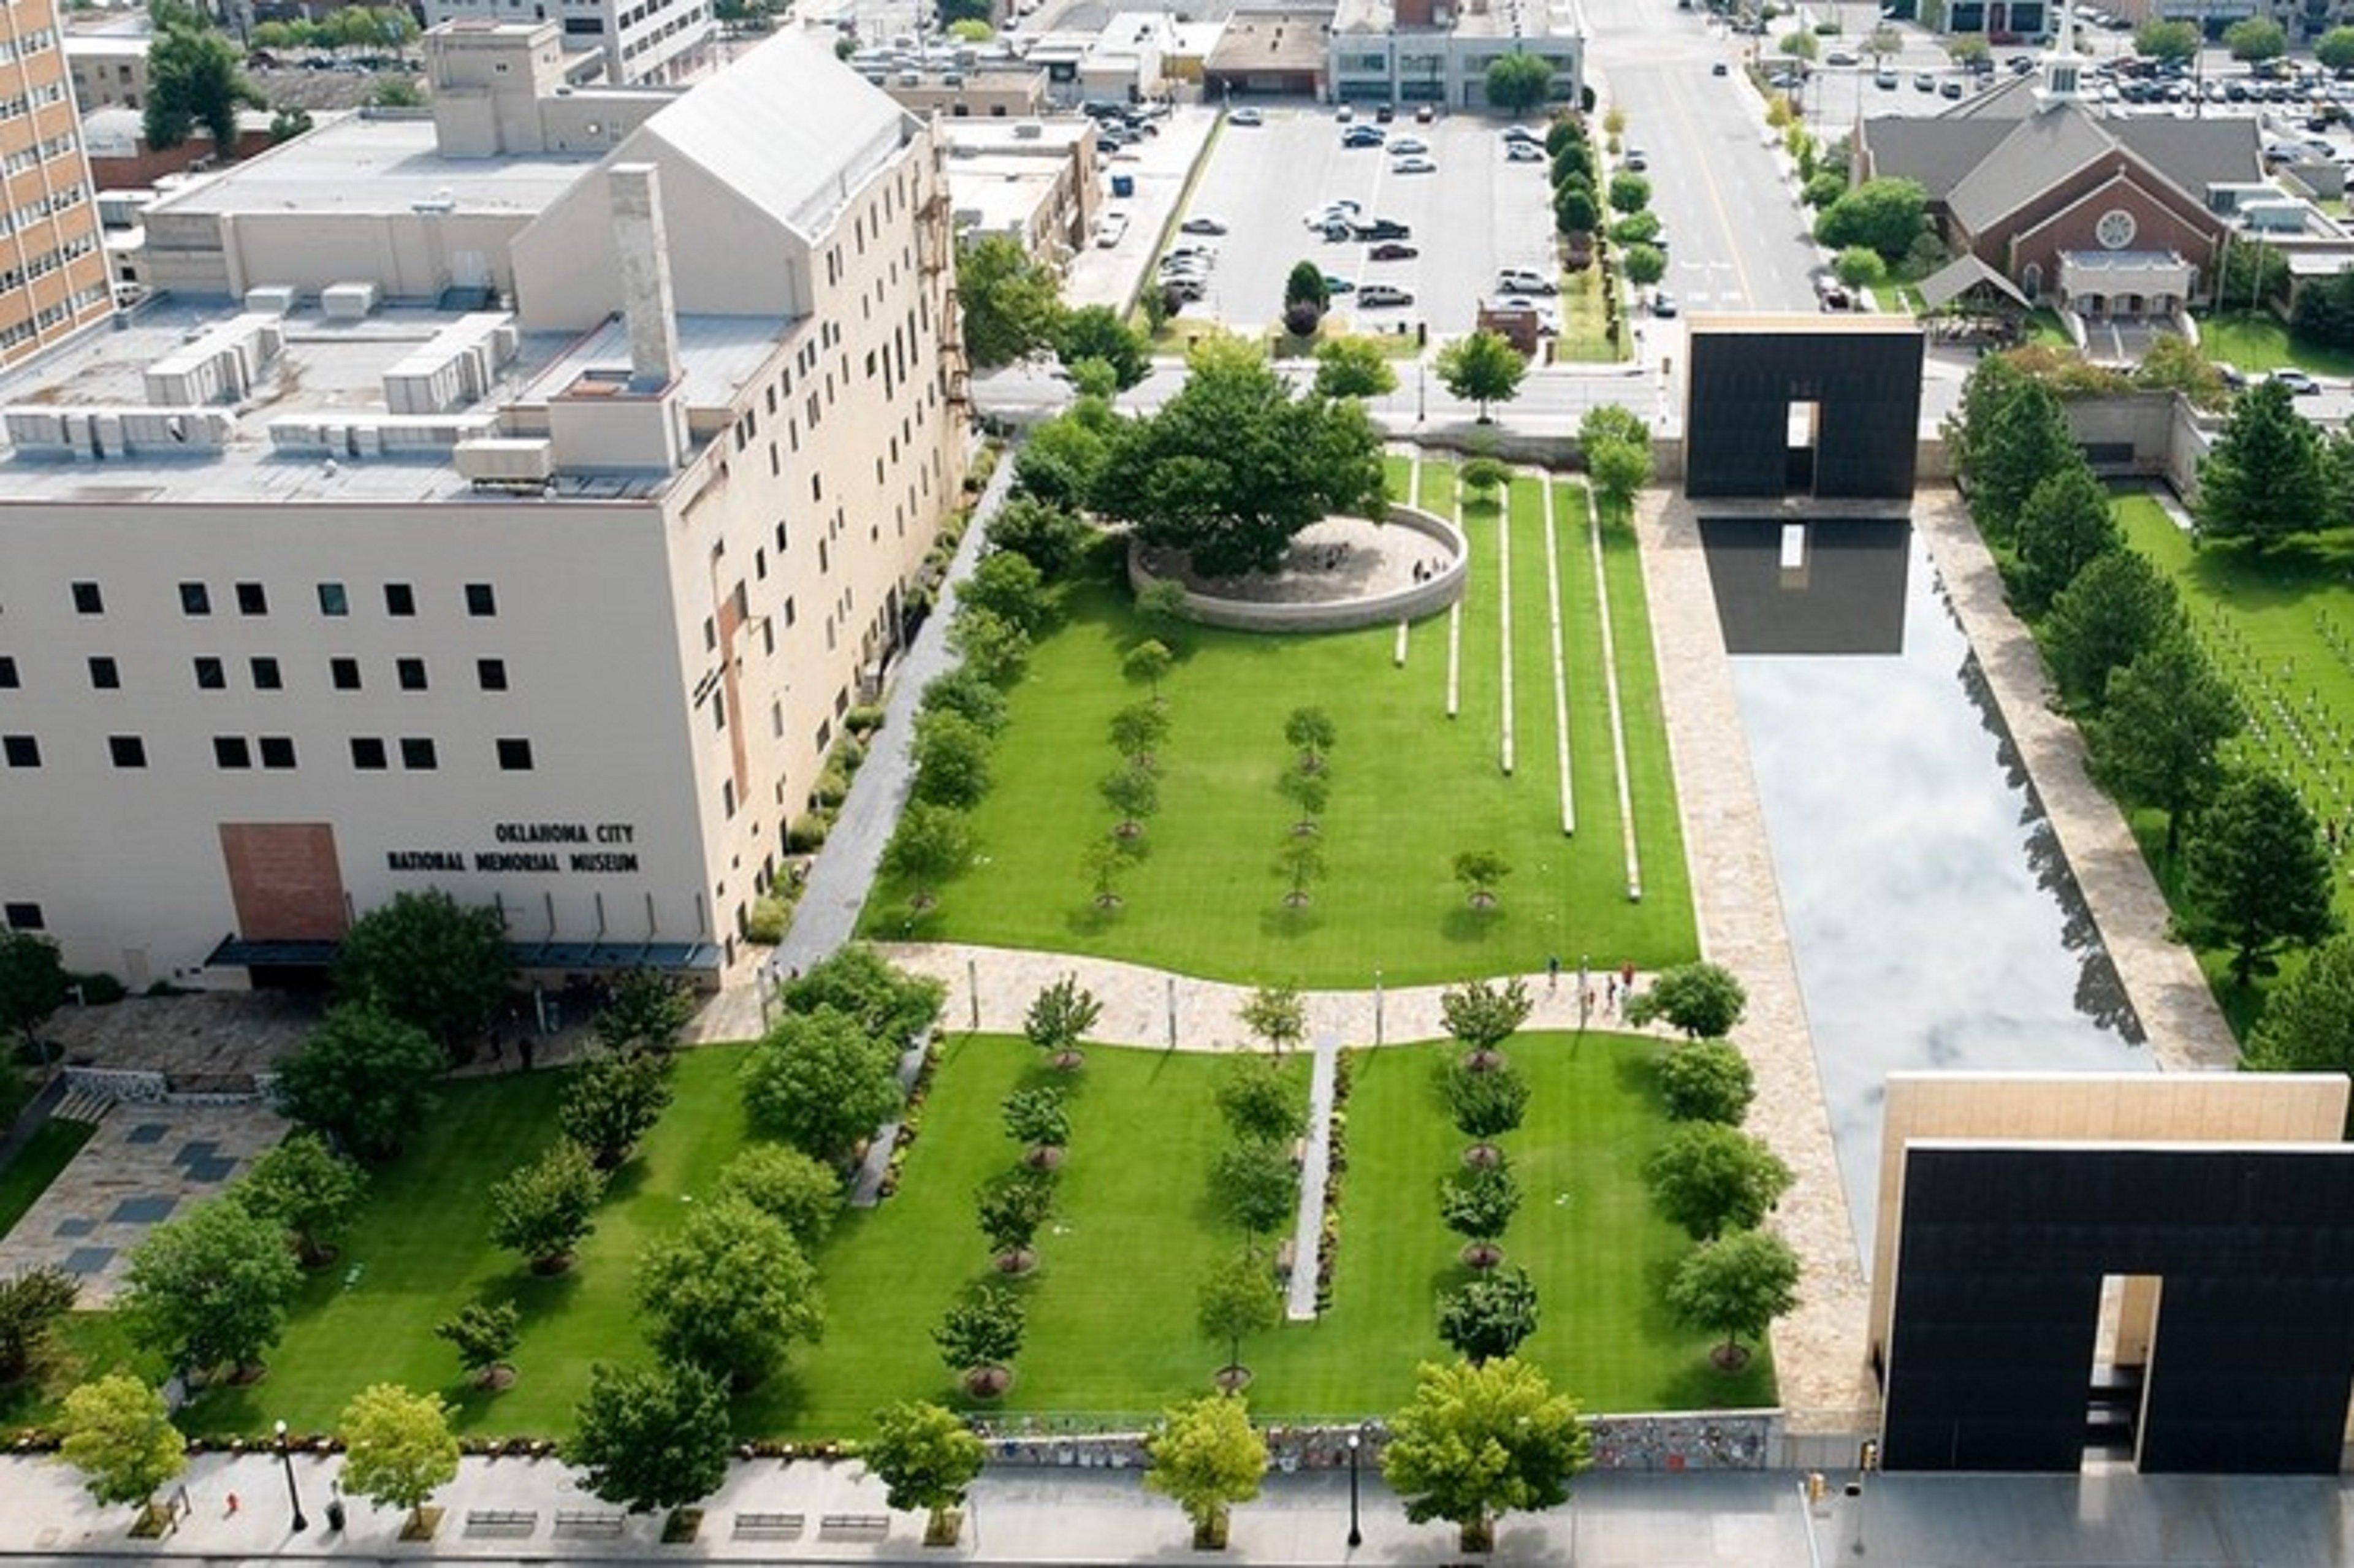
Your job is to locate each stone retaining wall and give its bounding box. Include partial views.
[1127,503,1466,633]
[967,1411,1778,1472]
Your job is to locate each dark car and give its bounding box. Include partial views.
[1375,104,1396,122]
[1354,218,1411,240]
[1712,60,1729,75]
[1369,241,1419,259]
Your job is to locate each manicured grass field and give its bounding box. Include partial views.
[2115,493,2354,1037]
[0,1117,93,1242]
[28,1022,1758,1439]
[861,457,1696,986]
[2198,311,2354,380]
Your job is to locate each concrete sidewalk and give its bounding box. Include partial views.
[10,1452,2354,1564]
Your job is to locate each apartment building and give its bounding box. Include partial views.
[422,0,714,85]
[0,0,109,367]
[0,24,969,988]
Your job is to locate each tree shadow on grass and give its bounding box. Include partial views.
[1257,902,1325,941]
[1438,905,1507,948]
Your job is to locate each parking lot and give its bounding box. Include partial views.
[1163,107,1560,340]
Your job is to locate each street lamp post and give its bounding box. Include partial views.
[273,1420,308,1533]
[1346,1431,1363,1548]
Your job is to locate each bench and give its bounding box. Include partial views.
[731,1511,806,1541]
[462,1509,538,1539]
[552,1509,627,1539]
[818,1511,891,1541]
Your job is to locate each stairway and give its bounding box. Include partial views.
[50,1086,116,1126]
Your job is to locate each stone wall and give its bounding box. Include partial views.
[1128,503,1467,633]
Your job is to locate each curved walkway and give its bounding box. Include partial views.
[872,941,1657,1050]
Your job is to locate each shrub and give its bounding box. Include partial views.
[744,896,791,945]
[845,704,886,736]
[1656,1040,1755,1124]
[785,815,830,853]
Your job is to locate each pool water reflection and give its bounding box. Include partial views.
[1706,519,2149,1266]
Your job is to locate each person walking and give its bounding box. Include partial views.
[1547,954,1561,992]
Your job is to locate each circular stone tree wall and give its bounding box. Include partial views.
[1127,504,1467,633]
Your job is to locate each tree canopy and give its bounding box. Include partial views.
[2043,549,2183,709]
[1666,1230,1802,1368]
[1436,330,1529,421]
[569,1360,731,1515]
[863,1400,988,1543]
[1814,178,1927,262]
[59,1374,184,1514]
[2085,633,2241,862]
[1381,1358,1592,1553]
[2181,769,2339,986]
[0,929,69,1052]
[1054,304,1151,391]
[1312,336,1398,400]
[2244,931,2354,1115]
[957,233,1061,368]
[637,1197,824,1388]
[333,890,514,1059]
[235,1132,366,1267]
[1484,50,1555,113]
[2011,459,2119,612]
[2134,18,2200,61]
[1143,1394,1268,1544]
[1438,1266,1540,1363]
[120,1197,301,1379]
[1644,1124,1792,1241]
[1625,962,1746,1039]
[2223,15,2285,60]
[1657,1040,1756,1125]
[145,12,261,154]
[273,1004,443,1163]
[739,1005,904,1165]
[2196,377,2332,549]
[713,1143,842,1250]
[338,1384,460,1528]
[1091,344,1385,578]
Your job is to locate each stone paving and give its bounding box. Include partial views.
[1636,489,1876,1439]
[0,1102,286,1303]
[44,992,319,1083]
[1913,489,2239,1075]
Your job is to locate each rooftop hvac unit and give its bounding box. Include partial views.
[321,281,381,321]
[243,285,297,316]
[267,414,496,456]
[454,437,557,490]
[382,312,520,414]
[142,314,283,406]
[1015,119,1043,137]
[2243,200,2309,232]
[4,404,233,457]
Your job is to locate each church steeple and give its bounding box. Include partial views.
[2036,1,2085,109]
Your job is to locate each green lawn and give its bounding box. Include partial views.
[0,1116,93,1242]
[861,457,1697,986]
[1556,262,1626,363]
[2114,493,2354,1039]
[21,1025,1759,1440]
[2196,311,2354,379]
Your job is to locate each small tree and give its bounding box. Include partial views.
[779,944,946,1048]
[986,494,1090,579]
[1082,835,1137,910]
[2087,633,2241,863]
[333,889,514,1060]
[922,666,1011,738]
[2181,769,2340,986]
[557,1048,674,1171]
[593,967,695,1056]
[1439,1164,1522,1269]
[2011,460,2120,612]
[2246,932,2354,1103]
[1211,1140,1297,1246]
[1439,976,1533,1065]
[2133,17,2199,60]
[739,1005,904,1166]
[340,1383,460,1539]
[1657,1040,1756,1125]
[1813,177,1926,263]
[2223,14,2285,61]
[1101,763,1162,839]
[882,801,974,914]
[2196,377,2333,550]
[1382,1358,1592,1555]
[1484,50,1554,114]
[272,1003,443,1163]
[1238,983,1307,1058]
[1606,171,1651,215]
[1275,836,1327,908]
[1622,243,1667,288]
[1002,1086,1073,1168]
[0,1266,77,1384]
[1452,849,1512,911]
[0,929,69,1056]
[1625,962,1747,1039]
[1124,638,1175,702]
[145,17,260,153]
[1144,1395,1268,1550]
[911,709,994,810]
[1586,436,1653,512]
[1110,701,1172,771]
[935,1284,1027,1396]
[962,548,1049,636]
[638,1198,823,1388]
[1435,331,1529,422]
[1443,1060,1529,1163]
[1284,259,1331,319]
[1834,246,1886,292]
[235,1132,366,1267]
[975,1167,1058,1272]
[1957,370,2075,544]
[435,1300,520,1389]
[1645,1124,1793,1241]
[1283,706,1338,774]
[2044,550,2184,709]
[864,1400,988,1547]
[1438,1266,1539,1363]
[1312,336,1398,400]
[714,1144,842,1250]
[119,1197,300,1380]
[1460,456,1510,496]
[2318,23,2354,70]
[1216,1056,1305,1146]
[1667,1230,1802,1371]
[569,1360,731,1526]
[948,604,1031,688]
[958,231,1061,370]
[1025,975,1102,1070]
[59,1374,184,1530]
[1054,303,1149,390]
[1196,1252,1282,1388]
[489,1140,605,1274]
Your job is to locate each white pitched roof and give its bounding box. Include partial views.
[628,29,915,240]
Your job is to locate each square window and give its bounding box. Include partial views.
[212,736,251,769]
[349,736,388,771]
[396,658,427,691]
[235,582,267,615]
[70,581,101,615]
[317,582,348,617]
[384,582,416,617]
[257,736,295,769]
[465,582,497,617]
[0,656,15,688]
[86,656,117,690]
[2,734,39,767]
[330,658,360,691]
[193,657,224,691]
[249,657,281,690]
[2,902,41,931]
[496,737,534,771]
[477,658,508,692]
[179,582,210,615]
[400,737,437,771]
[107,735,144,768]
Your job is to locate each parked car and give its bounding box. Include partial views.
[1336,103,1355,122]
[1094,211,1129,248]
[1824,48,1859,66]
[1359,284,1415,307]
[2273,368,2323,395]
[1914,70,1935,90]
[1390,136,1430,154]
[1940,78,1964,99]
[1622,148,1648,171]
[1498,268,1557,294]
[1354,218,1411,240]
[1415,104,1435,122]
[1375,104,1396,122]
[1392,155,1438,173]
[1506,143,1546,161]
[1324,274,1357,294]
[1713,60,1730,75]
[1230,107,1263,125]
[1320,220,1355,242]
[1306,199,1363,227]
[1502,124,1544,145]
[1370,241,1419,260]
[1179,216,1228,235]
[1651,289,1678,318]
[1343,126,1387,148]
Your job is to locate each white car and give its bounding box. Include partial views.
[1389,136,1430,154]
[1824,47,1860,66]
[1498,268,1557,295]
[1179,216,1228,235]
[1505,143,1545,162]
[1304,199,1363,227]
[1392,156,1438,174]
[1230,107,1263,126]
[1094,212,1129,248]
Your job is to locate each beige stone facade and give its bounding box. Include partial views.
[0,0,110,367]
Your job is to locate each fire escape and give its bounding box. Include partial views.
[919,180,970,411]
